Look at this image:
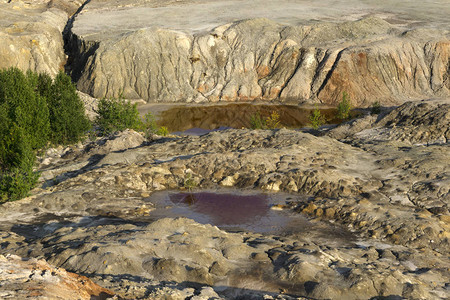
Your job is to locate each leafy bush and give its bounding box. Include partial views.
[309,105,326,129]
[95,97,142,135]
[336,91,352,120]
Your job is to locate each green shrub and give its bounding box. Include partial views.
[157,126,169,136]
[250,110,282,129]
[95,97,142,135]
[0,68,50,149]
[45,72,91,144]
[337,91,352,120]
[139,112,158,133]
[0,168,39,203]
[183,173,197,192]
[309,105,326,129]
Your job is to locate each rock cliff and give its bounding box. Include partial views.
[67,0,450,105]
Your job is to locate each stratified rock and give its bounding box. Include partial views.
[0,0,83,76]
[68,0,450,105]
[0,254,114,299]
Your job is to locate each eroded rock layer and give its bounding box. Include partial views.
[67,0,450,105]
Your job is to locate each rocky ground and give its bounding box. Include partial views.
[0,99,449,299]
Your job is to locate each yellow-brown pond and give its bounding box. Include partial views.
[139,103,342,134]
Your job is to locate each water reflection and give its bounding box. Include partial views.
[154,104,340,132]
[169,192,270,226]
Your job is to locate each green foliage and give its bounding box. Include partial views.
[45,72,91,144]
[95,100,169,137]
[0,68,50,149]
[139,112,158,133]
[336,91,352,120]
[157,126,169,136]
[266,111,281,129]
[309,105,326,129]
[95,97,142,135]
[0,168,39,203]
[0,67,91,202]
[0,120,38,203]
[250,112,266,129]
[371,101,381,115]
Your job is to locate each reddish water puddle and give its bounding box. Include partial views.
[145,190,310,234]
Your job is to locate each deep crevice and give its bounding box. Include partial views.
[62,0,98,83]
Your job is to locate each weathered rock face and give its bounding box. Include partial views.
[0,254,114,299]
[68,0,450,105]
[0,0,83,76]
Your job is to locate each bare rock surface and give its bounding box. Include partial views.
[0,254,114,299]
[68,0,450,105]
[0,99,449,299]
[328,98,450,145]
[0,0,83,76]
